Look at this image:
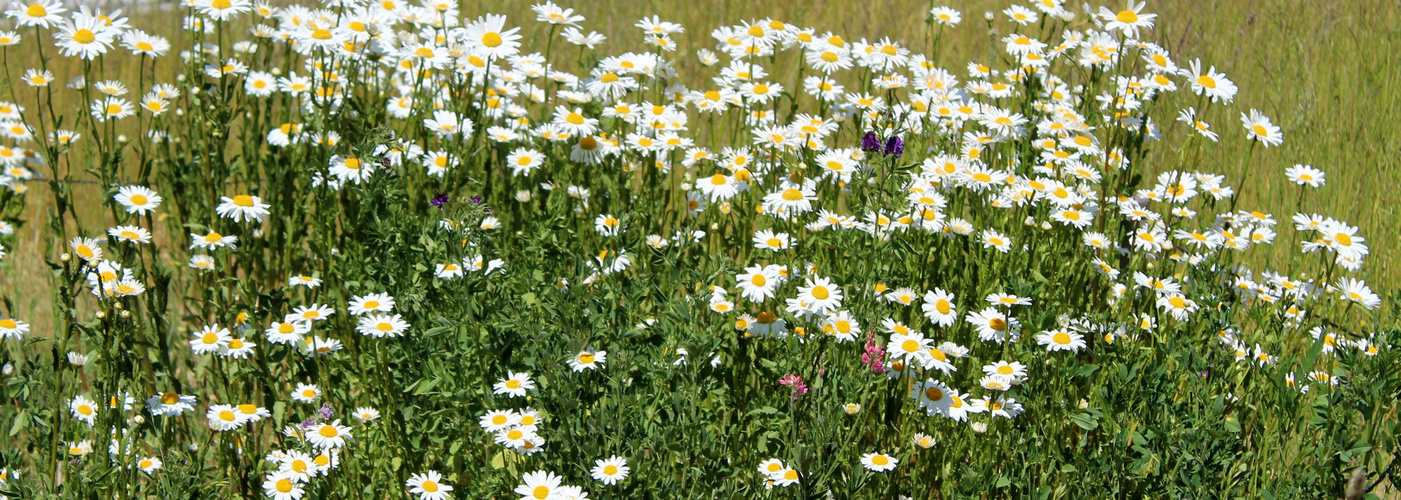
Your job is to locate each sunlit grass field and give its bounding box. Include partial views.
[0,0,1398,498]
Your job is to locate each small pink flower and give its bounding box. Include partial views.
[861,333,888,374]
[779,374,808,400]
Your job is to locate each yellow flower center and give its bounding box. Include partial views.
[319,425,338,437]
[810,286,829,300]
[482,32,503,47]
[311,29,332,40]
[232,195,254,207]
[989,318,1007,331]
[533,486,551,499]
[1052,332,1072,344]
[872,455,889,465]
[73,29,96,44]
[1116,10,1138,23]
[422,481,439,492]
[276,479,294,493]
[924,387,944,401]
[26,3,47,17]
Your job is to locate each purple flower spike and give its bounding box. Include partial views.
[861,132,882,153]
[884,135,904,159]
[430,193,450,210]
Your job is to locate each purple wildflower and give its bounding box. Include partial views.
[430,192,450,210]
[318,404,335,420]
[883,135,904,159]
[861,132,883,153]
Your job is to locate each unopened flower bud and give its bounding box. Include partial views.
[60,253,71,262]
[120,310,131,318]
[94,311,105,319]
[515,190,531,202]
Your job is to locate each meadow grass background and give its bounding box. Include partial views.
[2,0,1398,326]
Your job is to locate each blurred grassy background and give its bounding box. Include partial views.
[1,0,1397,327]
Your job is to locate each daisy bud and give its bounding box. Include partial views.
[271,67,282,76]
[710,223,719,230]
[679,182,692,190]
[1040,222,1052,230]
[972,422,988,433]
[60,253,71,262]
[515,190,531,202]
[1146,262,1155,270]
[190,86,200,95]
[984,11,995,21]
[176,74,186,82]
[95,311,105,319]
[188,443,198,452]
[1023,216,1036,226]
[120,310,131,318]
[1,363,10,375]
[132,415,144,425]
[117,135,129,143]
[867,177,877,185]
